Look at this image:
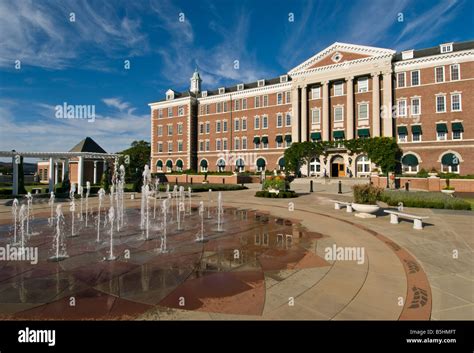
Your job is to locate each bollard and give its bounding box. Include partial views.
[405,181,410,192]
[338,180,342,194]
[223,178,225,185]
[190,177,193,185]
[175,177,178,185]
[310,180,313,192]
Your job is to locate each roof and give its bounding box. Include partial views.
[69,137,107,153]
[394,40,474,61]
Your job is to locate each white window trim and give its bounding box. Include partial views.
[397,99,408,117]
[357,102,369,120]
[436,94,447,113]
[262,115,268,129]
[311,108,321,125]
[397,133,407,143]
[397,72,406,88]
[333,106,344,122]
[242,137,247,150]
[216,138,221,151]
[334,83,344,97]
[241,117,247,131]
[276,113,283,128]
[452,131,463,140]
[435,66,445,83]
[254,115,260,130]
[234,118,240,131]
[440,43,453,53]
[358,78,369,93]
[285,113,291,127]
[436,131,447,141]
[412,128,422,143]
[216,120,221,133]
[451,93,462,112]
[222,119,228,132]
[311,87,321,99]
[450,64,461,81]
[277,92,283,105]
[410,97,421,116]
[411,70,420,86]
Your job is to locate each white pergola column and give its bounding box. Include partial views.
[77,156,84,189]
[63,159,69,181]
[291,87,300,143]
[48,157,54,192]
[301,85,308,142]
[372,72,381,137]
[54,161,59,185]
[346,76,354,140]
[12,153,18,195]
[382,71,393,137]
[322,81,329,141]
[93,161,98,184]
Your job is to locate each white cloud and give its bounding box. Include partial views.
[102,98,131,112]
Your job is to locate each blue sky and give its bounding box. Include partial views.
[0,0,473,157]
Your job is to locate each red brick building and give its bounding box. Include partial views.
[150,41,474,177]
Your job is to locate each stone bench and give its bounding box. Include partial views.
[331,200,353,213]
[384,210,429,230]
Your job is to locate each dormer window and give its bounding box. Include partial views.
[258,79,265,87]
[219,87,225,94]
[280,75,288,83]
[237,84,244,91]
[166,89,175,101]
[202,91,208,98]
[440,43,453,53]
[401,50,414,60]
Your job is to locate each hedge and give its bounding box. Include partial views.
[255,190,297,198]
[380,190,471,210]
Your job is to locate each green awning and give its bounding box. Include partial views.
[441,153,459,166]
[285,134,292,142]
[411,125,422,133]
[256,158,266,167]
[176,160,183,168]
[253,136,260,144]
[157,160,163,167]
[278,158,285,167]
[166,160,173,168]
[397,126,408,134]
[275,135,283,143]
[357,129,370,137]
[436,123,448,133]
[261,136,269,144]
[200,159,208,167]
[333,130,345,139]
[452,122,464,132]
[311,132,321,141]
[402,154,419,167]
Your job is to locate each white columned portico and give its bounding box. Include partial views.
[63,159,69,181]
[346,76,354,140]
[48,157,54,192]
[322,81,329,141]
[12,154,18,195]
[54,161,59,185]
[291,87,300,143]
[301,86,308,142]
[382,71,393,137]
[77,156,84,189]
[372,72,381,137]
[93,161,98,184]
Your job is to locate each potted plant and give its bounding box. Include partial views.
[441,178,455,195]
[351,184,383,214]
[263,176,288,195]
[428,167,438,178]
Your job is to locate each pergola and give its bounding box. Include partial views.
[0,151,121,195]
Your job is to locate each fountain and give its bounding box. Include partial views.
[48,192,55,226]
[106,207,116,260]
[159,199,168,253]
[69,184,77,237]
[144,185,151,240]
[168,192,173,219]
[153,179,160,219]
[177,201,185,231]
[49,204,69,262]
[18,204,27,250]
[140,165,151,230]
[207,189,212,219]
[217,191,224,232]
[78,185,84,221]
[11,199,19,245]
[96,188,105,242]
[85,182,90,227]
[25,192,33,236]
[196,201,205,242]
[187,187,192,215]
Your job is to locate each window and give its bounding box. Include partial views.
[263,95,268,107]
[358,78,368,93]
[178,106,185,116]
[277,114,283,127]
[223,101,228,112]
[205,140,210,151]
[398,132,407,143]
[177,141,183,152]
[450,64,460,81]
[402,156,419,174]
[168,107,173,117]
[397,100,407,117]
[205,104,210,115]
[157,125,163,137]
[262,137,268,149]
[237,84,244,91]
[234,137,240,150]
[311,109,321,125]
[436,95,446,113]
[254,116,260,129]
[277,93,283,105]
[242,98,247,110]
[216,102,222,113]
[280,75,288,83]
[254,96,260,108]
[334,106,344,122]
[216,139,221,151]
[286,91,291,104]
[286,113,291,127]
[358,103,369,120]
[397,72,406,88]
[437,131,447,141]
[356,155,371,175]
[177,123,183,135]
[258,79,265,87]
[223,138,228,150]
[451,93,462,111]
[411,98,421,116]
[199,140,204,152]
[242,137,247,150]
[440,43,453,53]
[242,118,247,131]
[205,122,210,134]
[202,91,208,98]
[167,124,173,136]
[199,123,204,134]
[453,130,462,140]
[168,141,173,152]
[219,87,225,94]
[262,115,268,129]
[223,120,228,132]
[216,120,221,133]
[435,67,444,83]
[412,131,422,142]
[158,109,163,118]
[334,83,344,96]
[158,142,163,153]
[234,99,240,111]
[234,118,240,131]
[411,71,420,86]
[312,87,321,99]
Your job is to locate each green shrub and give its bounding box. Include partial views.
[352,184,383,205]
[416,168,429,178]
[255,190,297,198]
[381,190,471,210]
[263,176,288,191]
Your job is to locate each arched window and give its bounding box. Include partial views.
[236,158,245,173]
[176,159,183,172]
[200,159,208,173]
[156,160,163,172]
[441,153,460,174]
[356,155,371,176]
[256,158,266,172]
[217,159,226,172]
[402,154,419,173]
[165,160,173,173]
[278,157,285,171]
[309,158,321,176]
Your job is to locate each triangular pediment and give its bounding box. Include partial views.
[289,42,395,74]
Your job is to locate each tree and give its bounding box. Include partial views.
[118,140,151,182]
[364,137,402,188]
[284,143,305,175]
